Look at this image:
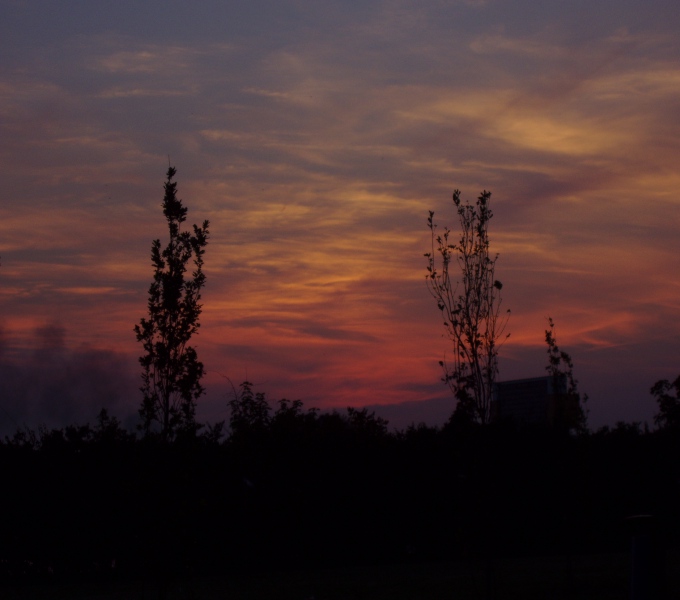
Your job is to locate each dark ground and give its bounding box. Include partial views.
[3,551,679,600]
[3,412,680,598]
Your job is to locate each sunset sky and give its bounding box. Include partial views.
[1,0,679,433]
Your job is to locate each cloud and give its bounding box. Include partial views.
[1,0,679,432]
[469,33,566,58]
[93,46,205,75]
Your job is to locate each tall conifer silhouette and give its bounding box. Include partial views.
[135,166,209,440]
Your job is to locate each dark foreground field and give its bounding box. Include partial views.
[3,416,680,598]
[3,551,679,600]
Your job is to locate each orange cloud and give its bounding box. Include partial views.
[1,4,679,430]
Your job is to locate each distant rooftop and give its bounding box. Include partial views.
[492,375,578,428]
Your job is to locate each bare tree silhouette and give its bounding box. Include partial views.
[426,190,509,424]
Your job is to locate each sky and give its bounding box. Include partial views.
[1,0,679,433]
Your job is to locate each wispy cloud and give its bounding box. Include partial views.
[1,0,679,429]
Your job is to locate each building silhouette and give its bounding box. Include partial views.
[491,375,581,429]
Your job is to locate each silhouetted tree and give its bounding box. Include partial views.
[345,407,389,438]
[545,317,588,433]
[651,375,680,430]
[425,190,509,424]
[91,408,135,444]
[228,381,271,443]
[270,398,318,440]
[135,166,209,441]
